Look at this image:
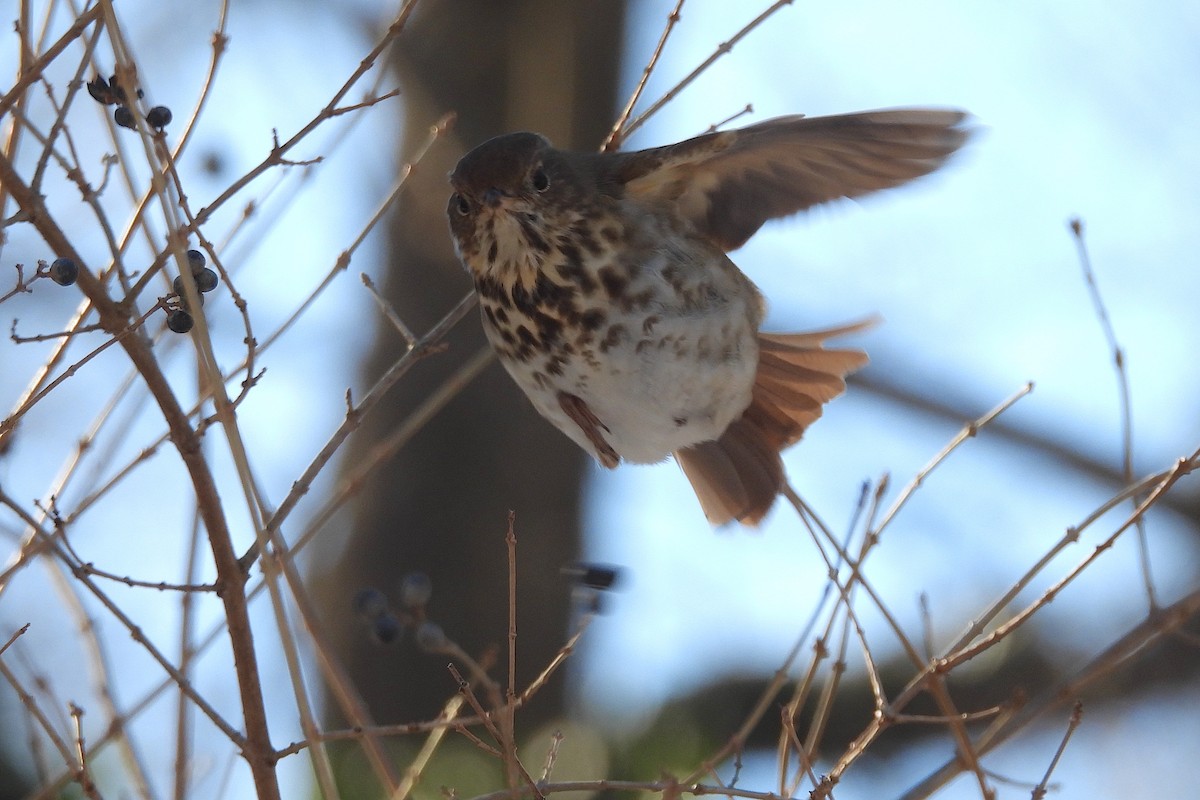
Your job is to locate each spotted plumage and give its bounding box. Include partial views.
[447,109,970,524]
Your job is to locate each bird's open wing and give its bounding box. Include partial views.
[612,109,971,251]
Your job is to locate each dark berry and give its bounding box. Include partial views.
[371,613,403,645]
[414,621,445,652]
[146,106,172,129]
[166,308,193,333]
[107,73,142,104]
[353,587,389,620]
[398,572,432,609]
[87,77,117,106]
[195,267,218,293]
[108,74,126,103]
[48,257,78,286]
[114,107,135,130]
[180,289,204,311]
[107,74,126,103]
[186,249,206,272]
[172,274,207,306]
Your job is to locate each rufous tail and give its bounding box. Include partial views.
[675,321,872,525]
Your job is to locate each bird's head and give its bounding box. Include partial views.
[447,132,595,285]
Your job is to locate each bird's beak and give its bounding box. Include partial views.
[483,188,506,208]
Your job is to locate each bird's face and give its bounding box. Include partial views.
[447,132,595,287]
[447,132,555,281]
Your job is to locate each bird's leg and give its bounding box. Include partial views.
[556,391,620,468]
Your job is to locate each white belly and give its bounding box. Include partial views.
[580,321,756,462]
[488,256,761,464]
[498,316,758,463]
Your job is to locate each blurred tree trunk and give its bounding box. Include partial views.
[315,1,627,727]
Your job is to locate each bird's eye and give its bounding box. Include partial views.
[531,168,549,192]
[453,194,471,215]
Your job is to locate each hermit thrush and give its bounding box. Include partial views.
[447,109,969,525]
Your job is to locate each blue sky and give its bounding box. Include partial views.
[2,1,1197,798]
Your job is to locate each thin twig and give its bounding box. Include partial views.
[705,103,754,132]
[69,704,101,800]
[506,511,518,705]
[870,382,1034,537]
[1031,702,1083,800]
[173,512,204,800]
[75,563,215,593]
[241,292,480,568]
[191,0,424,230]
[897,452,1199,800]
[0,655,78,776]
[447,665,543,799]
[0,6,104,118]
[601,0,686,151]
[621,0,797,142]
[0,624,30,657]
[943,456,1194,671]
[1069,217,1157,610]
[363,272,418,346]
[390,693,467,800]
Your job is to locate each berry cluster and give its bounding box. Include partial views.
[352,572,443,649]
[86,73,172,132]
[166,249,220,334]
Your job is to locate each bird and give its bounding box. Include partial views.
[446,108,970,525]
